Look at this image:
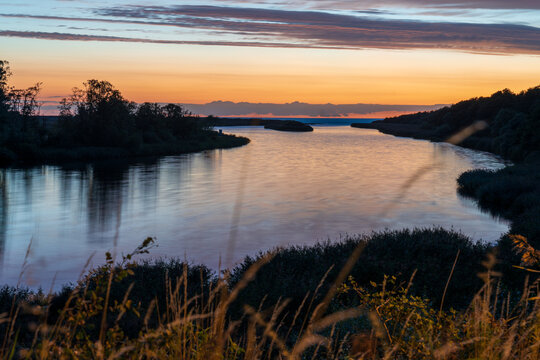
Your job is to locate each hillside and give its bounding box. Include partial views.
[353,86,540,162]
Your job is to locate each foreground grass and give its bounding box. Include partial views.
[1,229,539,359]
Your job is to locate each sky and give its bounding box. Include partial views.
[1,0,539,117]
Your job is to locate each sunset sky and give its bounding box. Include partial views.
[1,0,539,117]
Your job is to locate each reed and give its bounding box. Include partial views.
[0,232,538,359]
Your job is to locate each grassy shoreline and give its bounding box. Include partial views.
[1,131,250,166]
[1,69,252,167]
[1,228,538,359]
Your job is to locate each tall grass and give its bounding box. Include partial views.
[1,231,539,359]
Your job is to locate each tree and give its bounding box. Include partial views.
[162,103,201,137]
[0,60,42,117]
[8,83,42,117]
[0,60,11,111]
[58,80,135,146]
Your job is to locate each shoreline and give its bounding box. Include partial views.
[352,119,540,251]
[351,122,438,140]
[1,131,250,167]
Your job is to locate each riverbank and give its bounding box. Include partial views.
[351,122,437,140]
[354,120,540,277]
[352,86,540,250]
[1,131,250,166]
[0,75,251,166]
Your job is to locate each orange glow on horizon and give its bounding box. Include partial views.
[215,111,431,119]
[4,39,540,114]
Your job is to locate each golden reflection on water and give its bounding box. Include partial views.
[0,127,508,288]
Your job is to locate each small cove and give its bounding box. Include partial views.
[0,126,509,288]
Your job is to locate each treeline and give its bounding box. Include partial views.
[0,61,248,165]
[0,60,45,163]
[381,86,540,162]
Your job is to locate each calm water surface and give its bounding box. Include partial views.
[0,127,509,288]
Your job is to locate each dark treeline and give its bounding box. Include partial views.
[0,61,248,165]
[0,60,45,163]
[373,86,540,162]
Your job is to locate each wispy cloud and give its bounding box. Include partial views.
[284,0,540,10]
[1,4,539,54]
[0,30,344,49]
[93,5,540,54]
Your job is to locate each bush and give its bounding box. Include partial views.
[1,234,538,359]
[229,227,490,328]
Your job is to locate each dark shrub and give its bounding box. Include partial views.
[229,227,490,327]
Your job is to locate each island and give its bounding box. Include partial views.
[203,116,314,132]
[263,120,313,132]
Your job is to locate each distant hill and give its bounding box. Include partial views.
[353,86,540,162]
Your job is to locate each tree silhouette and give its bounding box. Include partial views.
[0,61,246,164]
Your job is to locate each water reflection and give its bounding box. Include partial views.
[0,169,7,265]
[88,162,129,242]
[0,127,509,288]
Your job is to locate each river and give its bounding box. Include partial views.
[0,126,509,288]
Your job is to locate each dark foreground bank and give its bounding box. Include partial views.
[1,227,538,359]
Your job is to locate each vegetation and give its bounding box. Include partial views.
[370,86,540,162]
[263,120,313,132]
[1,230,539,359]
[457,164,540,246]
[0,61,249,166]
[229,228,489,315]
[0,60,45,164]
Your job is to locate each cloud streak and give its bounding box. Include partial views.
[1,4,539,54]
[79,5,540,54]
[299,0,540,10]
[0,30,345,49]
